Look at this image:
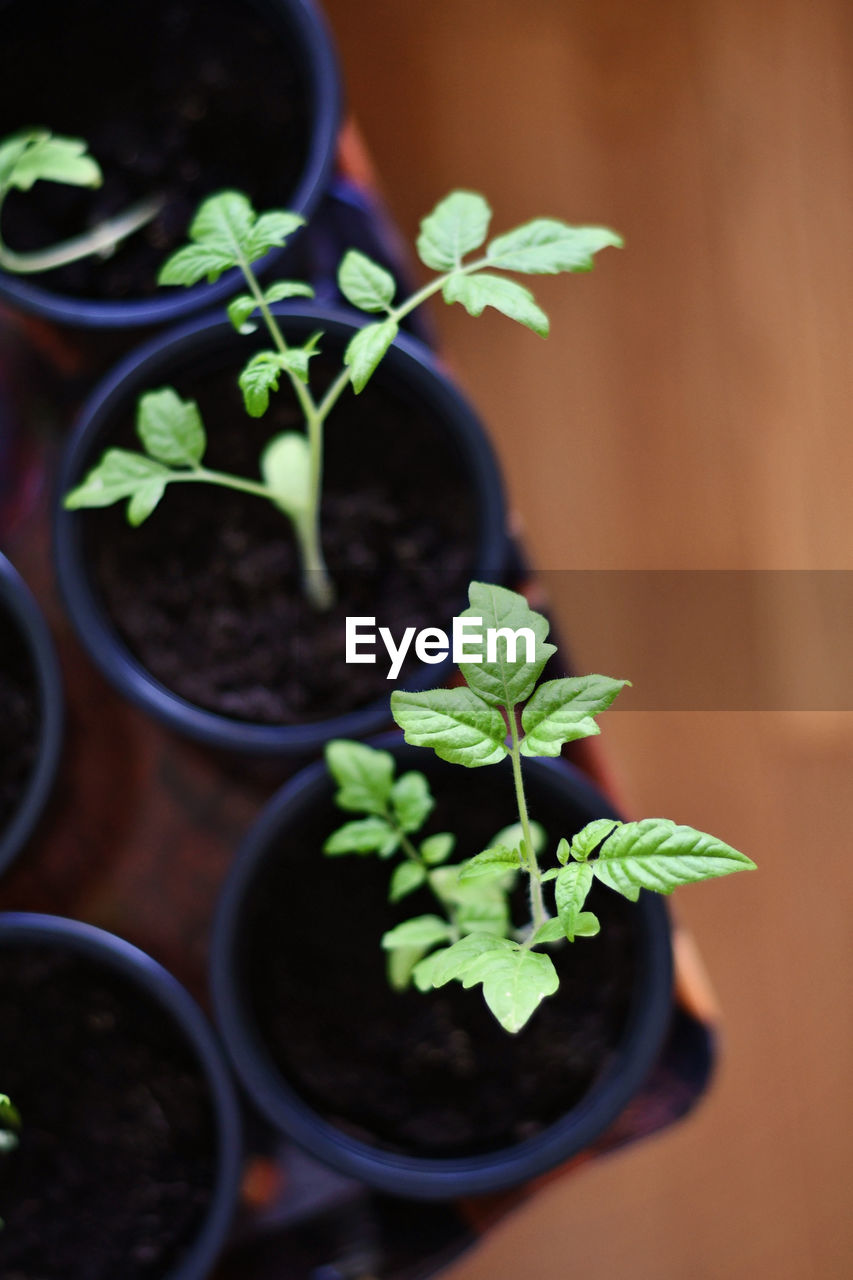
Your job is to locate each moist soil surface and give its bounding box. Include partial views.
[242,755,638,1157]
[0,0,310,301]
[82,344,479,726]
[0,604,38,836]
[0,944,218,1280]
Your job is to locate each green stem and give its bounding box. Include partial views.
[507,708,546,936]
[0,191,163,275]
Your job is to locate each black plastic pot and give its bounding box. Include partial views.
[54,305,509,755]
[0,0,340,330]
[209,739,674,1201]
[0,912,243,1279]
[0,554,63,876]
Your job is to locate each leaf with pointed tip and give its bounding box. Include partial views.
[420,833,456,865]
[387,944,432,991]
[531,918,565,945]
[521,675,629,757]
[245,211,304,259]
[561,819,622,863]
[487,220,623,274]
[264,280,315,305]
[389,861,427,903]
[391,687,508,767]
[338,250,396,313]
[0,131,101,192]
[261,432,311,519]
[592,818,756,900]
[458,845,522,883]
[227,294,259,334]
[462,945,559,1033]
[390,771,434,833]
[417,191,492,270]
[127,478,166,526]
[457,581,555,710]
[443,273,549,337]
[381,915,455,952]
[344,319,398,393]
[136,387,206,466]
[412,933,511,992]
[555,861,594,940]
[63,450,170,511]
[158,243,237,287]
[325,740,395,816]
[323,817,399,857]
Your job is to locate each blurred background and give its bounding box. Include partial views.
[323,2,853,1277]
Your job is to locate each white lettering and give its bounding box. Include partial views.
[453,616,484,663]
[486,626,536,665]
[415,627,450,664]
[380,626,417,680]
[346,616,376,664]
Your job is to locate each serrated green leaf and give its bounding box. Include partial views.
[338,250,396,313]
[412,933,511,991]
[390,771,434,833]
[264,280,315,305]
[325,740,395,815]
[457,581,555,710]
[246,211,304,259]
[261,432,311,519]
[0,131,101,192]
[443,273,549,337]
[592,819,756,899]
[227,294,258,334]
[555,861,594,940]
[487,220,623,274]
[458,845,522,883]
[63,449,170,511]
[126,478,166,526]
[563,819,622,863]
[344,319,398,394]
[417,191,492,271]
[158,243,236,287]
[420,833,456,865]
[462,945,559,1033]
[136,387,206,467]
[381,915,455,951]
[531,918,566,944]
[389,861,427,903]
[391,687,508,767]
[520,675,629,758]
[491,819,547,857]
[323,817,399,857]
[239,351,283,417]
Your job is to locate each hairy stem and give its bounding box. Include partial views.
[0,192,163,275]
[507,709,546,935]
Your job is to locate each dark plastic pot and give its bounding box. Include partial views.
[209,739,674,1201]
[0,912,243,1279]
[0,554,63,875]
[54,305,509,755]
[0,0,340,330]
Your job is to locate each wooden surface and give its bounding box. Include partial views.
[323,2,853,1277]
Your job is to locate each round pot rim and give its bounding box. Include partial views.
[0,911,243,1280]
[209,736,674,1200]
[0,0,341,329]
[54,304,508,755]
[0,555,63,876]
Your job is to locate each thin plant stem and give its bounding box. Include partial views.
[507,708,547,936]
[0,193,163,275]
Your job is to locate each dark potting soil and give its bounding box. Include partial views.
[0,945,218,1280]
[243,757,638,1158]
[82,347,478,725]
[0,0,310,300]
[0,606,38,835]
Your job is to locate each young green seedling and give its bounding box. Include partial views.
[0,130,161,275]
[64,189,622,610]
[324,582,756,1035]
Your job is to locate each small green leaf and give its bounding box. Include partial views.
[239,351,284,417]
[246,211,304,259]
[387,945,431,991]
[491,819,547,856]
[429,867,512,936]
[261,432,311,519]
[412,933,511,991]
[381,915,455,951]
[391,687,508,767]
[264,280,315,305]
[344,319,398,394]
[227,294,258,334]
[63,449,170,511]
[531,918,566,944]
[555,861,594,940]
[0,1095,21,1130]
[389,861,427,902]
[574,912,601,937]
[323,817,399,857]
[520,675,629,757]
[127,478,166,526]
[0,131,101,192]
[563,819,622,863]
[457,582,556,710]
[462,945,559,1034]
[158,243,236,287]
[443,273,549,337]
[592,819,756,900]
[458,845,522,883]
[159,196,304,286]
[325,740,395,816]
[487,220,623,274]
[390,771,434,833]
[417,191,492,270]
[279,332,323,385]
[136,388,206,467]
[420,833,456,865]
[338,250,396,313]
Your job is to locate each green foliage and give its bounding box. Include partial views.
[321,583,755,1035]
[158,191,304,286]
[0,1094,20,1156]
